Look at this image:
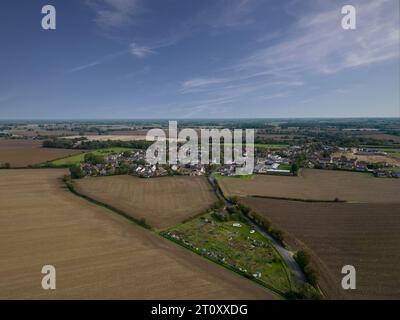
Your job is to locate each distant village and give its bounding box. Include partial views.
[74,144,400,179]
[78,149,207,178]
[308,147,400,178]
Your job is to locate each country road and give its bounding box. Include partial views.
[208,172,306,286]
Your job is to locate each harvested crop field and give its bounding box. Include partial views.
[241,197,400,299]
[354,132,400,143]
[0,169,274,299]
[332,151,400,165]
[0,139,82,167]
[218,169,400,203]
[74,175,218,229]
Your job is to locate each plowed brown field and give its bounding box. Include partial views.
[0,169,274,299]
[218,169,400,203]
[74,175,218,229]
[241,197,400,300]
[0,139,82,167]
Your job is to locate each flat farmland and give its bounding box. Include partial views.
[241,197,400,299]
[0,139,82,167]
[354,132,400,143]
[74,175,218,229]
[217,169,400,203]
[332,150,400,165]
[0,169,274,299]
[51,147,135,166]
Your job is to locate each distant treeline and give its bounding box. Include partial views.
[43,138,153,150]
[279,118,400,130]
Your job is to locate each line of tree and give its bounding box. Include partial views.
[230,199,322,300]
[43,138,153,150]
[293,250,319,288]
[228,198,286,245]
[69,165,84,179]
[0,162,11,169]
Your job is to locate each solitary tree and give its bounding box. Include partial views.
[294,250,311,269]
[69,165,84,179]
[290,163,299,175]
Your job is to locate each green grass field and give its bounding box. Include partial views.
[384,150,400,159]
[216,173,255,180]
[254,143,288,149]
[222,143,288,149]
[383,167,400,171]
[373,148,400,159]
[162,213,292,295]
[278,164,291,170]
[50,148,135,166]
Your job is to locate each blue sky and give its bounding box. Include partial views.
[0,0,399,119]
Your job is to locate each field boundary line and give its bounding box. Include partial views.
[63,176,286,299]
[63,178,152,230]
[251,195,347,203]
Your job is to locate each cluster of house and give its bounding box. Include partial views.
[253,153,292,175]
[79,150,208,178]
[218,151,293,176]
[374,169,400,178]
[307,148,400,178]
[170,163,206,176]
[355,148,387,156]
[311,155,372,172]
[79,150,153,177]
[77,144,400,179]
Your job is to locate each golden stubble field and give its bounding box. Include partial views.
[74,175,218,229]
[241,197,400,300]
[332,151,400,166]
[0,169,274,299]
[0,139,82,167]
[218,169,400,203]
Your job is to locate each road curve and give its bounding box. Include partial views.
[208,172,306,286]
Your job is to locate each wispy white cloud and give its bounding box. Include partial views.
[179,0,399,114]
[87,0,140,28]
[87,0,268,61]
[182,72,303,89]
[128,30,190,58]
[181,72,303,95]
[121,66,151,79]
[68,34,177,72]
[66,50,127,73]
[175,96,236,118]
[67,61,101,73]
[129,43,153,58]
[181,77,229,92]
[194,0,260,29]
[259,92,290,100]
[235,0,399,75]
